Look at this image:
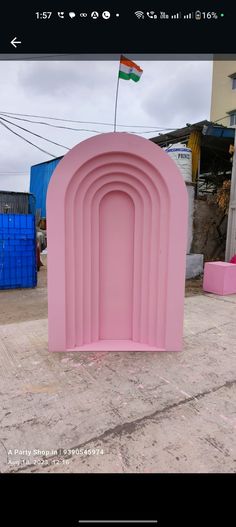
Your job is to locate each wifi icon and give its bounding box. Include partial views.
[135,11,144,19]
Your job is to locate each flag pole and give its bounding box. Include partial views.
[114,60,120,132]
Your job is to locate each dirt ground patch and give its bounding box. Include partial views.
[0,265,47,325]
[0,261,203,326]
[185,276,203,296]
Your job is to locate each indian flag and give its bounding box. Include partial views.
[119,55,143,82]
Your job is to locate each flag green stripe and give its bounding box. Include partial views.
[119,71,141,82]
[130,72,141,82]
[119,71,131,80]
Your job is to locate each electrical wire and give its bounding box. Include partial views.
[0,113,174,136]
[2,110,227,159]
[0,120,56,157]
[0,113,103,134]
[0,110,175,130]
[0,116,70,150]
[0,112,177,137]
[0,113,174,162]
[213,115,232,124]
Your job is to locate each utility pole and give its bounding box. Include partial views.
[225,128,236,261]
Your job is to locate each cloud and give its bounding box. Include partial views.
[0,59,212,192]
[18,61,115,96]
[142,61,212,128]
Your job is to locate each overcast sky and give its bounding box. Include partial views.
[0,60,212,192]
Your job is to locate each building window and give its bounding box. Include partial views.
[232,77,236,90]
[229,112,236,126]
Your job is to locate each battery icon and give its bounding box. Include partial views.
[195,10,201,20]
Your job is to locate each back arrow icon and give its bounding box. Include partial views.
[11,37,22,48]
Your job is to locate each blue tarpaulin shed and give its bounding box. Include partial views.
[30,156,63,217]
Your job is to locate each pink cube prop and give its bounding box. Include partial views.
[47,133,188,352]
[203,261,236,295]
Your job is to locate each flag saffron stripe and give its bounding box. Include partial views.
[120,56,143,73]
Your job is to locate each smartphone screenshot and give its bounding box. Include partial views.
[0,2,235,525]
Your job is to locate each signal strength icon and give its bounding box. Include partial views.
[171,12,181,19]
[184,13,193,19]
[135,11,144,19]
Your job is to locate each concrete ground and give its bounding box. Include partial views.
[0,265,236,473]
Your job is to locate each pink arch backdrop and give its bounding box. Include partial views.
[47,133,188,352]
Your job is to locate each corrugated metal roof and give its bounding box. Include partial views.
[150,120,235,147]
[150,120,210,146]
